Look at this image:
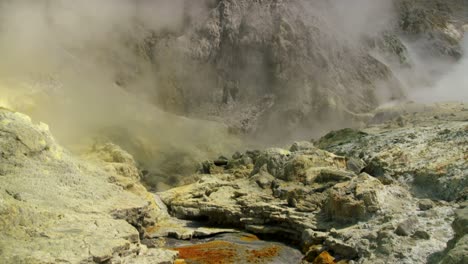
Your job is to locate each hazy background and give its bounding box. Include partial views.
[407,35,468,102]
[0,0,465,189]
[0,0,237,189]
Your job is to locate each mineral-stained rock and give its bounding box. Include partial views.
[0,109,174,263]
[313,251,335,264]
[325,173,383,223]
[169,232,303,264]
[319,102,468,202]
[304,244,326,262]
[161,102,464,264]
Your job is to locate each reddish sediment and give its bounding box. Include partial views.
[172,240,282,264]
[246,245,281,263]
[172,241,238,264]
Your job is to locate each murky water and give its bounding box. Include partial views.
[166,232,304,264]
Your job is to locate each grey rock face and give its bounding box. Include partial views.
[151,0,407,137]
[397,0,468,59]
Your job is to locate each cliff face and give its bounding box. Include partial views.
[150,0,467,139]
[397,0,468,59]
[153,0,402,138]
[0,1,466,135]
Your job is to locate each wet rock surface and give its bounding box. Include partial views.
[167,233,303,264]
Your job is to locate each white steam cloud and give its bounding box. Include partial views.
[0,0,465,188]
[408,35,468,102]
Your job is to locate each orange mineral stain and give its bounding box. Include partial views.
[246,245,281,263]
[240,234,260,242]
[313,251,336,264]
[173,241,238,264]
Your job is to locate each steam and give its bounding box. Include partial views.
[408,35,468,102]
[0,0,240,189]
[328,0,396,40]
[0,0,465,189]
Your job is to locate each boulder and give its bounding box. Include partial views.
[325,173,383,223]
[395,217,419,236]
[418,199,434,211]
[290,141,315,152]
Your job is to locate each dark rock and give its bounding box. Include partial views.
[214,159,229,166]
[395,217,419,236]
[303,245,326,262]
[376,175,395,185]
[200,161,213,174]
[290,141,315,152]
[418,199,434,211]
[246,150,262,164]
[346,157,366,174]
[412,230,430,240]
[232,151,242,160]
[251,169,275,189]
[453,206,468,236]
[315,169,355,183]
[363,157,388,177]
[316,129,368,150]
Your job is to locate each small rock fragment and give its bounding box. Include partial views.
[418,199,434,211]
[290,141,315,152]
[313,251,335,264]
[346,157,366,174]
[304,244,325,262]
[395,217,419,236]
[363,157,388,177]
[412,230,430,240]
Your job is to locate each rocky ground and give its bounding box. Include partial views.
[1,102,466,264]
[0,1,467,264]
[0,108,179,263]
[160,102,468,264]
